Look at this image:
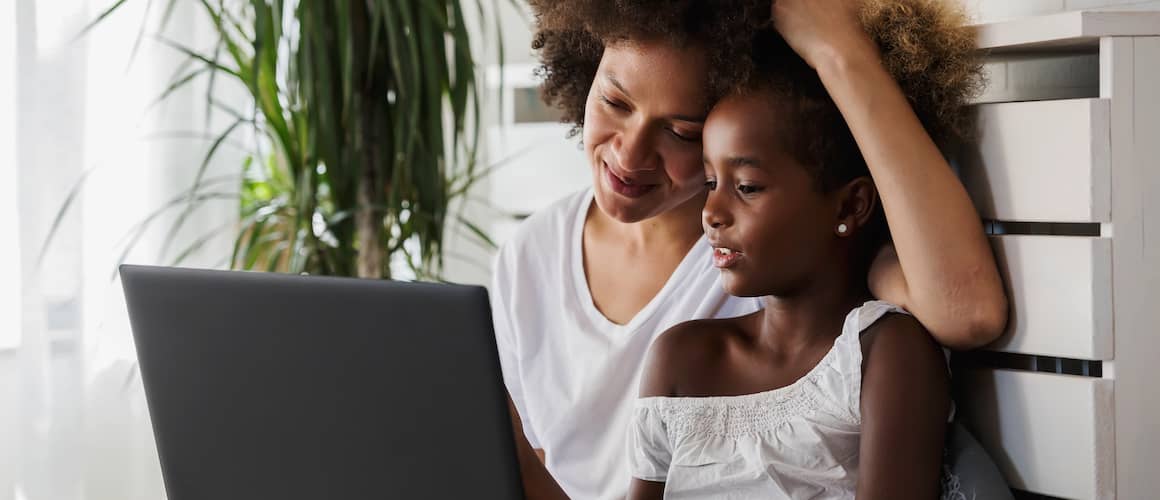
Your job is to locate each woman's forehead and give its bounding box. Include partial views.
[598,41,711,108]
[602,39,707,71]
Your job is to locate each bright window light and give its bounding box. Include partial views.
[0,0,21,349]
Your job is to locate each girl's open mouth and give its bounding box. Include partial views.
[712,247,743,269]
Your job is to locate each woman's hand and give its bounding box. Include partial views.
[770,0,879,69]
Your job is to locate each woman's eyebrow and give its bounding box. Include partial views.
[605,73,706,124]
[606,73,632,99]
[669,113,707,124]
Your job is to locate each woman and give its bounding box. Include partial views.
[490,1,1008,498]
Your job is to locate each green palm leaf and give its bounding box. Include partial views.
[73,0,510,281]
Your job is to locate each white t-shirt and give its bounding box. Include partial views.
[490,189,762,500]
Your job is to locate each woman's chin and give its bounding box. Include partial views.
[591,187,661,224]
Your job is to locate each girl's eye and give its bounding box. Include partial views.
[704,179,718,190]
[737,184,763,195]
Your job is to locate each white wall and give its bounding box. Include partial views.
[963,0,1160,23]
[0,0,20,353]
[442,0,542,286]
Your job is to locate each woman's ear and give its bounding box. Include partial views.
[834,177,878,237]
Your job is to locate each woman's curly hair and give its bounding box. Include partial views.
[529,0,983,152]
[742,0,983,192]
[528,0,771,136]
[863,0,983,148]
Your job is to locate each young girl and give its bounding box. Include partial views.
[627,1,980,498]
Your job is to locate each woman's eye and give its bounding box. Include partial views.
[599,95,626,111]
[737,184,763,194]
[704,179,718,190]
[667,128,700,143]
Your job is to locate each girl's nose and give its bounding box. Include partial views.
[703,190,731,229]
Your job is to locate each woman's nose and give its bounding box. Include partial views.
[612,121,659,173]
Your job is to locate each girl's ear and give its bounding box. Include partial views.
[834,177,878,237]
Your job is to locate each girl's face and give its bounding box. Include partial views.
[701,91,849,298]
[582,40,711,223]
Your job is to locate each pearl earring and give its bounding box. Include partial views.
[837,223,848,234]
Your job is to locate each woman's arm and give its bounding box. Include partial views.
[771,0,1008,350]
[858,314,950,499]
[507,396,570,500]
[491,244,569,500]
[628,479,666,500]
[820,53,1007,349]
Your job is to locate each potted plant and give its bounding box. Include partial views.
[57,0,509,280]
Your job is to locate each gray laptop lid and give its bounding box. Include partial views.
[120,265,524,500]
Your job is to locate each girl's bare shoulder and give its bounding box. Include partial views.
[638,314,757,398]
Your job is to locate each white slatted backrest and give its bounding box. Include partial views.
[955,10,1160,500]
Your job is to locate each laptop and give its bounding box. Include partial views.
[120,265,525,500]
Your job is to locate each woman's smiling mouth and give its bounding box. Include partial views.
[603,161,659,198]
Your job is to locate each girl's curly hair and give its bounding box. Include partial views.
[529,0,983,152]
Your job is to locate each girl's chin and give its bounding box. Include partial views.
[720,275,765,298]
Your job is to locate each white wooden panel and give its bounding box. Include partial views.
[957,369,1115,500]
[974,10,1160,51]
[960,98,1110,222]
[966,0,1065,25]
[1105,35,1160,500]
[976,52,1100,104]
[986,235,1113,359]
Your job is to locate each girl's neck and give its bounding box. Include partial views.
[587,190,707,251]
[753,269,873,356]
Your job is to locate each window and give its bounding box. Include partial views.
[0,0,20,350]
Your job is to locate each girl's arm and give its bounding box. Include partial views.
[772,0,1009,350]
[858,314,950,499]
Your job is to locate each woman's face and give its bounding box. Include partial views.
[701,91,841,298]
[582,40,711,223]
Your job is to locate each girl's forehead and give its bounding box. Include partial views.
[704,92,801,164]
[707,91,788,136]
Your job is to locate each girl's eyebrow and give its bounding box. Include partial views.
[704,155,760,168]
[729,156,760,168]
